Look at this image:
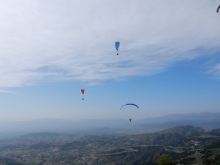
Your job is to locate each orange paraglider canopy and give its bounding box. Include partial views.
[81,89,85,94]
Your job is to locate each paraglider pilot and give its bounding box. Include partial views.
[115,41,120,55]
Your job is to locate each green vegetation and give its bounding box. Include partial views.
[203,158,211,165]
[156,154,173,165]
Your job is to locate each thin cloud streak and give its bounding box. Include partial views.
[0,89,15,93]
[0,0,220,87]
[209,63,220,78]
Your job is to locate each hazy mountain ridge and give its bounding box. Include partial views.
[0,112,220,134]
[23,132,61,138]
[137,112,220,128]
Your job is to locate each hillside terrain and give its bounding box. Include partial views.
[0,126,219,164]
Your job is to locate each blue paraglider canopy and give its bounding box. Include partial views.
[120,103,139,110]
[115,41,120,51]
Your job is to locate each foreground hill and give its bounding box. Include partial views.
[209,128,220,136]
[95,126,220,164]
[110,126,205,147]
[137,125,205,145]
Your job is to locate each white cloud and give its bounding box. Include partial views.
[209,63,220,77]
[0,0,220,87]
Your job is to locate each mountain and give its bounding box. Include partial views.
[136,112,220,129]
[0,112,219,134]
[137,112,220,123]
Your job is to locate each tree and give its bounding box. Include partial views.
[156,154,173,165]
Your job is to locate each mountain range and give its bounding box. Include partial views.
[0,112,220,135]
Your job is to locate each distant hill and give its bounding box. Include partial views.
[136,112,220,129]
[23,132,61,138]
[139,112,220,123]
[0,112,219,134]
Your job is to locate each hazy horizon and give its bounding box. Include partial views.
[0,111,219,122]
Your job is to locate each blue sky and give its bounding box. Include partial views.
[0,0,220,121]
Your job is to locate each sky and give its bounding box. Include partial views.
[0,0,220,121]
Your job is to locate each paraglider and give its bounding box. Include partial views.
[115,41,120,55]
[217,5,220,13]
[81,89,85,100]
[120,103,139,122]
[120,103,139,110]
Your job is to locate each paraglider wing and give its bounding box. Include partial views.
[120,103,139,110]
[115,41,120,51]
[81,89,85,100]
[217,5,220,13]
